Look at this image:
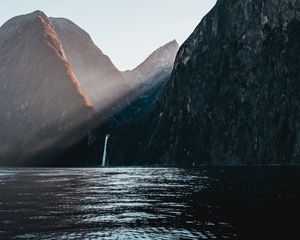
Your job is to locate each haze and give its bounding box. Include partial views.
[0,0,216,70]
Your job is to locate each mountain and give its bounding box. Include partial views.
[50,18,131,113]
[108,0,300,166]
[114,40,179,122]
[62,40,180,167]
[0,11,94,165]
[123,40,179,90]
[0,11,134,166]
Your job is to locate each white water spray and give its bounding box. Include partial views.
[101,134,110,167]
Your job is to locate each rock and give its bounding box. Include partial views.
[109,0,300,166]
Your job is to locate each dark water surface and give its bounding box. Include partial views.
[0,168,299,239]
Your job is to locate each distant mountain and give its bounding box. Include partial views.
[114,40,179,122]
[0,11,94,165]
[123,40,179,90]
[108,0,300,166]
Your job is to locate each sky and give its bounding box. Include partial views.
[0,0,216,70]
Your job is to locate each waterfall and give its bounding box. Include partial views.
[101,134,110,167]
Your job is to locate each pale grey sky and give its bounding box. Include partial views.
[0,0,216,70]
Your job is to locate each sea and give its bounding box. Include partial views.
[0,167,299,239]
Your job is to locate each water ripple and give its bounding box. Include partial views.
[0,167,299,239]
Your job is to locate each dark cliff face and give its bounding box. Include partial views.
[109,0,300,166]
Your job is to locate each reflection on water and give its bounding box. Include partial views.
[0,167,300,239]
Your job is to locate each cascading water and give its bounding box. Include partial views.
[101,134,110,167]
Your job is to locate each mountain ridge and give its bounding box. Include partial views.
[0,11,103,165]
[123,40,179,89]
[0,10,180,166]
[50,17,130,112]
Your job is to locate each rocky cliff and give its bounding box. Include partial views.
[109,0,300,166]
